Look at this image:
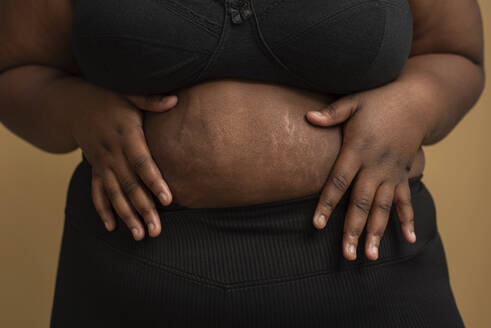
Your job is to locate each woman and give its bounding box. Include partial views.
[0,0,484,327]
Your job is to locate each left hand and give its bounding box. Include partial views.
[305,80,428,262]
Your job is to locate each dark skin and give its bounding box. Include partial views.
[307,0,485,260]
[0,0,485,261]
[0,0,177,239]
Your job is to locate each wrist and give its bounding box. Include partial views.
[38,74,92,151]
[392,71,443,146]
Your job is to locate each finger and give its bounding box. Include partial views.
[122,127,173,206]
[313,148,361,230]
[125,94,178,112]
[113,160,162,238]
[394,180,416,243]
[91,174,116,231]
[103,169,145,241]
[342,174,379,261]
[306,94,359,127]
[364,182,395,261]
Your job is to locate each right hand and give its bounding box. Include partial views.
[66,78,178,240]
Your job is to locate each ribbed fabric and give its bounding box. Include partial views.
[50,156,464,327]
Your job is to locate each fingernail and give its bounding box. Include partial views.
[410,231,417,242]
[104,221,111,231]
[131,228,139,238]
[148,222,155,232]
[310,111,325,118]
[371,244,378,259]
[158,192,170,205]
[348,244,356,258]
[317,214,327,228]
[163,95,177,104]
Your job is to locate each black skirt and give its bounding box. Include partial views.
[50,155,464,327]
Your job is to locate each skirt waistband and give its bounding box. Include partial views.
[68,155,436,289]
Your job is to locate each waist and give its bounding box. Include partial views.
[67,156,433,288]
[141,79,424,208]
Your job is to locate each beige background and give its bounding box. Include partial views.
[1,2,490,327]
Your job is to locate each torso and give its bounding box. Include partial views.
[71,0,422,208]
[144,79,425,208]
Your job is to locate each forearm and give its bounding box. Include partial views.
[0,65,80,153]
[395,53,485,145]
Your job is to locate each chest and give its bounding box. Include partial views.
[72,0,413,95]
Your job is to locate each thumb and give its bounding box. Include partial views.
[125,94,178,112]
[306,94,359,127]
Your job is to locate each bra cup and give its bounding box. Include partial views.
[257,0,413,94]
[72,0,220,94]
[71,0,413,95]
[354,3,413,92]
[72,36,212,95]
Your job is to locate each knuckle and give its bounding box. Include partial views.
[344,226,363,239]
[367,228,385,238]
[117,123,142,137]
[92,150,114,167]
[116,124,126,136]
[353,197,372,215]
[120,212,136,223]
[105,188,120,201]
[92,193,104,207]
[92,198,103,211]
[359,134,376,152]
[91,174,101,185]
[121,179,139,195]
[381,149,393,161]
[139,206,156,218]
[366,238,380,250]
[398,197,412,207]
[132,154,150,172]
[147,179,161,191]
[92,171,103,179]
[346,95,360,113]
[318,197,335,211]
[401,216,415,225]
[325,103,337,117]
[101,140,113,154]
[105,159,118,171]
[376,201,392,214]
[331,174,348,192]
[129,125,143,135]
[97,209,112,220]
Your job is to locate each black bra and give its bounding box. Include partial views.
[72,0,413,95]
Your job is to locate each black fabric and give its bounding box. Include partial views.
[50,155,464,327]
[71,0,413,95]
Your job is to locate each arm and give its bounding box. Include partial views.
[305,0,485,261]
[0,0,177,239]
[0,0,172,154]
[400,0,485,145]
[0,0,81,153]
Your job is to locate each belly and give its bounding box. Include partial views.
[143,79,426,208]
[143,79,341,208]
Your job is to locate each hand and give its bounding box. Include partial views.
[305,80,428,261]
[66,78,178,240]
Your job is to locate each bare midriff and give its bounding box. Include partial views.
[143,79,425,208]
